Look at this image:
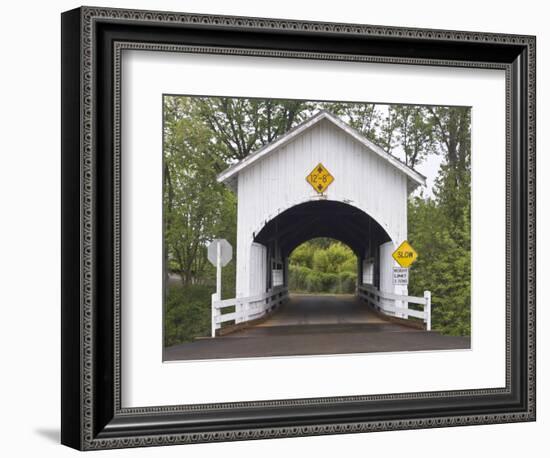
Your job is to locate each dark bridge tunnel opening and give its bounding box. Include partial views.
[253,200,391,292]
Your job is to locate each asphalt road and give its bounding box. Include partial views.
[164,294,470,361]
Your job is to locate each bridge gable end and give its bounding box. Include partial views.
[218,110,426,193]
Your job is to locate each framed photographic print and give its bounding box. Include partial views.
[61,6,536,450]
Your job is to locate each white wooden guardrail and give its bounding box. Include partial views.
[357,284,431,330]
[211,286,288,336]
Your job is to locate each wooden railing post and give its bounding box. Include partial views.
[240,298,247,323]
[211,293,220,337]
[424,290,432,331]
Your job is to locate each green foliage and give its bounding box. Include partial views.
[391,105,435,168]
[164,284,212,347]
[191,97,315,161]
[407,106,471,336]
[290,243,314,268]
[289,239,357,294]
[408,197,471,336]
[312,250,330,273]
[164,97,237,288]
[163,97,239,346]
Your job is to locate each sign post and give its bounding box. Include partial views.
[207,239,233,337]
[216,241,222,300]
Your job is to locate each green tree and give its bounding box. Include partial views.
[192,97,314,161]
[408,197,470,336]
[429,106,471,238]
[407,106,471,336]
[393,105,435,168]
[312,250,330,273]
[318,102,382,144]
[163,97,236,286]
[290,243,314,268]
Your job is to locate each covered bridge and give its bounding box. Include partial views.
[214,110,430,333]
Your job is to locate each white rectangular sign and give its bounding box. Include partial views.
[392,267,409,285]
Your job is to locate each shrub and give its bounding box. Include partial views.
[321,272,338,292]
[289,239,357,294]
[339,271,356,294]
[305,271,323,292]
[288,265,310,292]
[312,250,330,273]
[288,264,357,294]
[164,284,212,347]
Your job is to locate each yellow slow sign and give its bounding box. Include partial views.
[306,163,334,194]
[392,240,418,268]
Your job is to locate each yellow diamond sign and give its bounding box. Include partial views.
[306,163,334,194]
[392,240,418,268]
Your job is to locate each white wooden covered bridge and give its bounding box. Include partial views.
[212,110,432,336]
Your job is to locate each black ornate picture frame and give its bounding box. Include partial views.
[61,6,536,450]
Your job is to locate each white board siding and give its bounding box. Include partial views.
[379,241,408,317]
[219,111,425,188]
[235,119,409,298]
[247,243,267,298]
[362,260,375,285]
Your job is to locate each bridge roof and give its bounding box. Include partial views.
[217,110,427,190]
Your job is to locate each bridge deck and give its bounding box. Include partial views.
[164,294,470,361]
